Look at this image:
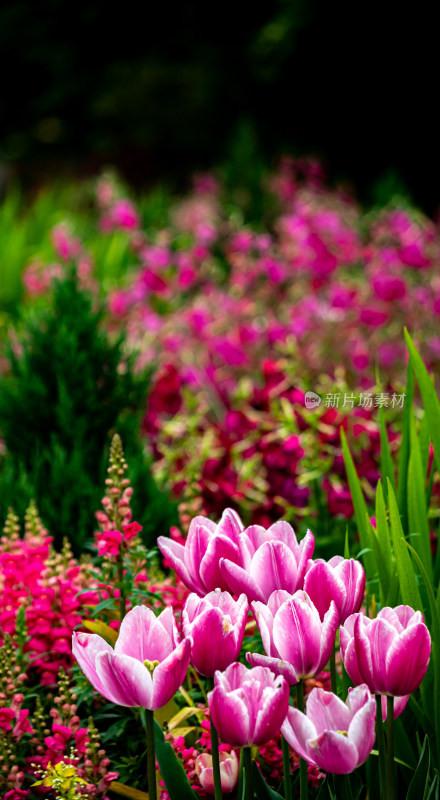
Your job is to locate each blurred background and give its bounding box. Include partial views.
[0,0,438,213]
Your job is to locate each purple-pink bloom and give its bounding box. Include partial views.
[303,556,365,624]
[72,605,190,710]
[208,662,289,747]
[195,750,239,795]
[340,606,431,696]
[247,590,338,684]
[281,684,376,774]
[157,509,244,596]
[220,521,315,603]
[183,590,249,676]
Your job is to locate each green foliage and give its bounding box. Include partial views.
[0,269,177,551]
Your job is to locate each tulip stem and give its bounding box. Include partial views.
[282,735,292,800]
[208,677,223,800]
[386,695,395,800]
[330,644,337,694]
[145,708,157,800]
[296,680,308,800]
[243,746,254,800]
[375,694,386,797]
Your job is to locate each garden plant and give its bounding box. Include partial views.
[0,159,439,799]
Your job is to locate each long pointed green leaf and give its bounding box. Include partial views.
[387,479,423,611]
[397,360,414,530]
[404,543,440,769]
[341,428,375,577]
[374,480,398,606]
[407,417,433,583]
[406,736,430,800]
[154,720,198,800]
[404,329,440,474]
[379,403,396,499]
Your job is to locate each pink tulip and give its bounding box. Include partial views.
[281,684,376,774]
[183,590,249,676]
[157,509,244,596]
[208,662,289,747]
[72,605,190,710]
[340,606,431,696]
[247,590,338,684]
[195,750,239,795]
[220,521,315,603]
[304,556,366,624]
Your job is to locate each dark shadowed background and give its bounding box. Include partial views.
[0,0,437,212]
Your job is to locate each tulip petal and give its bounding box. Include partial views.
[152,638,191,709]
[115,605,173,663]
[296,530,316,586]
[364,618,398,694]
[250,541,298,600]
[385,623,431,695]
[200,534,239,593]
[72,633,117,702]
[208,686,250,746]
[306,688,351,735]
[308,730,358,774]
[347,697,376,767]
[251,601,276,656]
[273,595,321,677]
[96,652,154,707]
[216,508,244,543]
[185,521,215,594]
[189,607,243,676]
[304,561,345,621]
[220,558,264,602]
[318,601,339,673]
[246,651,299,685]
[157,535,202,594]
[281,707,317,763]
[253,679,290,746]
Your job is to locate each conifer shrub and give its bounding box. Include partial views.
[0,269,177,552]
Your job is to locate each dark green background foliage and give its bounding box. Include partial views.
[0,271,177,551]
[0,0,437,212]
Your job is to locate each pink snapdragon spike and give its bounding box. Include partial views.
[247,590,338,684]
[303,556,366,624]
[157,508,244,596]
[72,605,190,710]
[220,521,315,603]
[182,590,249,676]
[340,606,431,696]
[195,750,239,795]
[208,662,289,747]
[281,684,376,774]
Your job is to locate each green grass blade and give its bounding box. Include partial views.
[397,361,414,530]
[404,329,440,474]
[387,478,423,611]
[379,403,396,499]
[407,417,433,583]
[341,428,375,578]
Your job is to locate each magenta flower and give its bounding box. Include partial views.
[157,509,244,596]
[247,590,338,684]
[183,590,249,676]
[340,606,431,696]
[220,521,315,603]
[72,605,190,710]
[195,750,239,795]
[208,662,289,747]
[304,556,365,624]
[281,685,376,774]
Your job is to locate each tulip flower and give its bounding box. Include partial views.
[247,590,338,684]
[157,508,244,595]
[183,590,249,676]
[303,556,365,624]
[195,750,239,795]
[72,605,191,710]
[281,684,376,774]
[220,521,315,603]
[340,605,431,696]
[208,662,289,747]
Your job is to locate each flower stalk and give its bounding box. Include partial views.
[242,746,253,800]
[282,734,292,800]
[208,676,223,800]
[146,708,157,800]
[296,680,308,800]
[386,695,395,800]
[375,694,386,796]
